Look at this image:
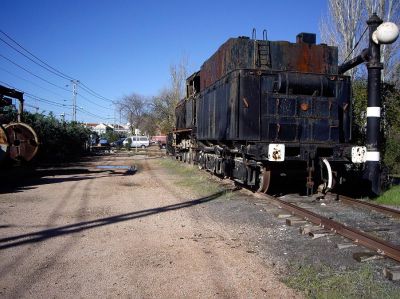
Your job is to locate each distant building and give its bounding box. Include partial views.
[84,122,130,136]
[109,124,130,135]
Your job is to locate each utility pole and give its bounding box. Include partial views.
[71,80,79,122]
[113,108,116,132]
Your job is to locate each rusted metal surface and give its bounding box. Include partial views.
[4,122,39,161]
[270,42,336,74]
[0,125,9,161]
[200,38,254,91]
[199,35,338,91]
[339,195,400,219]
[262,194,400,263]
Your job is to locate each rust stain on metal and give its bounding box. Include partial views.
[242,97,249,108]
[295,44,324,73]
[300,102,309,111]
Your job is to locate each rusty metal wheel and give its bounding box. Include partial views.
[257,166,271,193]
[0,125,9,161]
[4,122,39,162]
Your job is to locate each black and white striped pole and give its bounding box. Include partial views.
[363,14,383,195]
[364,14,399,195]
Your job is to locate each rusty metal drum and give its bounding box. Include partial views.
[4,122,39,161]
[0,125,9,161]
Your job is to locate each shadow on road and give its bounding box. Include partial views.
[0,167,132,194]
[0,189,237,250]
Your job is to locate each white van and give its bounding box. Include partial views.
[123,136,150,148]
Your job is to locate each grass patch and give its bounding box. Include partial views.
[284,263,399,299]
[375,185,400,206]
[158,158,225,197]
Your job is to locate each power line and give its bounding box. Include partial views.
[0,54,70,92]
[77,107,110,122]
[0,30,116,104]
[79,82,115,103]
[1,66,112,113]
[0,80,17,89]
[77,92,111,110]
[25,93,72,108]
[0,80,70,109]
[25,103,39,113]
[1,80,110,122]
[1,80,109,122]
[0,32,73,81]
[0,66,71,102]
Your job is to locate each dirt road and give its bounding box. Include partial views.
[0,153,300,298]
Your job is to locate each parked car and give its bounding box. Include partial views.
[150,135,167,148]
[111,138,126,147]
[123,136,150,148]
[98,138,109,146]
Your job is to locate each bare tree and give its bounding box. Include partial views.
[320,0,400,81]
[116,93,149,134]
[151,89,176,134]
[365,0,400,82]
[151,57,189,134]
[320,0,364,78]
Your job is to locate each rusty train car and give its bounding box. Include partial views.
[169,29,386,196]
[0,85,39,164]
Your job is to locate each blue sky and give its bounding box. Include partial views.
[1,0,327,123]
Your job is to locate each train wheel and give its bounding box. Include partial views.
[257,166,271,193]
[320,158,334,194]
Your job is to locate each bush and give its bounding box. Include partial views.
[23,112,91,163]
[352,81,400,174]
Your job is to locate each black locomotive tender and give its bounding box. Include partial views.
[169,31,376,195]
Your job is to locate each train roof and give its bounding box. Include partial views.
[199,33,339,91]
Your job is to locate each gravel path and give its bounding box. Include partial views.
[0,153,300,298]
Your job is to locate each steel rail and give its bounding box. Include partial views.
[338,195,400,219]
[261,194,400,263]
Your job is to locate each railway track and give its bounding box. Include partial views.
[255,192,400,265]
[338,194,400,219]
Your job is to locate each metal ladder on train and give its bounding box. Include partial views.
[252,29,270,69]
[257,42,270,68]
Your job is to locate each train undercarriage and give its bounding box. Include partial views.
[170,131,362,196]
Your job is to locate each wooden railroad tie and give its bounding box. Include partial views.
[383,266,400,281]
